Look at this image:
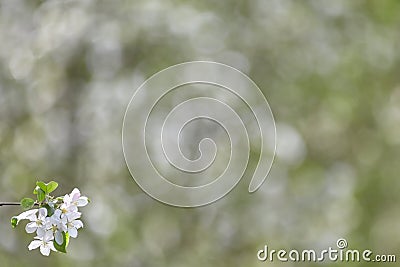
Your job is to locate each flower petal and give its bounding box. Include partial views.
[67,211,81,221]
[36,227,46,237]
[44,217,52,228]
[76,197,88,207]
[25,222,37,233]
[48,241,57,252]
[43,230,54,242]
[40,244,51,256]
[28,240,41,250]
[55,231,63,245]
[63,194,71,204]
[68,227,78,238]
[68,205,78,212]
[71,188,81,201]
[72,220,84,229]
[16,209,38,222]
[56,219,68,232]
[53,209,62,218]
[38,208,47,218]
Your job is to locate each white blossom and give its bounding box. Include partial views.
[14,209,38,225]
[28,231,57,256]
[63,211,83,238]
[62,188,88,213]
[25,208,47,236]
[49,209,67,245]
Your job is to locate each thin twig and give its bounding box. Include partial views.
[0,202,39,207]
[0,202,21,206]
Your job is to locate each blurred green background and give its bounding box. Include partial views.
[0,0,399,266]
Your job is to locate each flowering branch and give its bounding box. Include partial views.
[9,180,89,256]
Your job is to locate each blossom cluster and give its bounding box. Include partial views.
[11,181,89,256]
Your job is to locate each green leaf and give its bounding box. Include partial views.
[33,186,39,195]
[43,204,55,217]
[53,232,69,253]
[37,188,46,202]
[11,217,18,228]
[36,181,47,194]
[46,181,58,194]
[20,198,35,210]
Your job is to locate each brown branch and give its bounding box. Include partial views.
[0,202,21,206]
[0,202,39,207]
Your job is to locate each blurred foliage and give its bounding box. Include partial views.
[0,0,399,266]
